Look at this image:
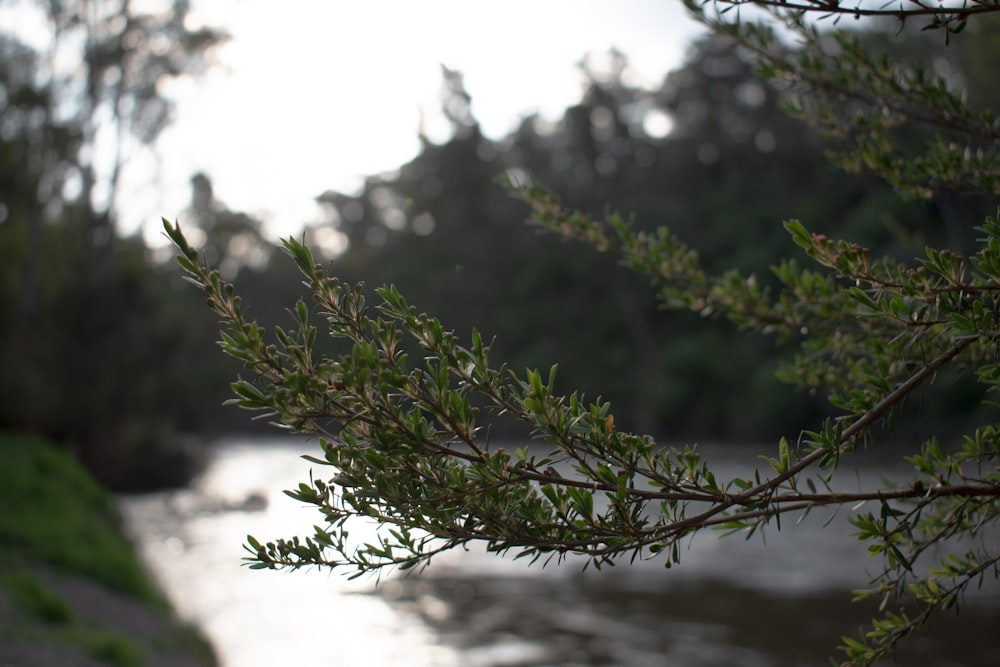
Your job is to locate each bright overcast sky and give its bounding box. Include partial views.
[119,0,706,245]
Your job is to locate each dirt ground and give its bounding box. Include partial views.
[0,566,215,667]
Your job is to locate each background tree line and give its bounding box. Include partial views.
[301,25,998,440]
[2,4,996,489]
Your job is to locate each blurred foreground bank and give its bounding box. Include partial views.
[0,432,217,667]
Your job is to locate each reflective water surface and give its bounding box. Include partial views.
[119,438,999,666]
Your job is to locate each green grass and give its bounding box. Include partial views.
[0,432,164,607]
[1,571,76,625]
[82,631,144,667]
[0,431,217,666]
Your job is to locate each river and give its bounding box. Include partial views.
[119,437,999,666]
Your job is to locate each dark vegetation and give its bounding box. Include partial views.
[0,432,217,666]
[0,432,160,601]
[0,1,233,490]
[2,4,998,490]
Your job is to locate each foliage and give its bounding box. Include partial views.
[0,215,231,489]
[0,6,241,488]
[0,432,165,605]
[82,633,144,667]
[168,3,1000,665]
[694,3,1000,200]
[1,569,145,667]
[3,0,225,239]
[2,571,77,625]
[706,0,999,35]
[309,32,961,439]
[0,438,217,666]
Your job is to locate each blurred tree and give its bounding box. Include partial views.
[23,0,222,249]
[186,172,272,279]
[308,31,979,439]
[315,66,664,433]
[0,4,228,489]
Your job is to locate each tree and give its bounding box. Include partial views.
[28,0,223,241]
[0,3,231,488]
[186,172,272,279]
[313,34,979,441]
[166,2,1000,664]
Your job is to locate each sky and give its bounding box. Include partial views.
[115,0,707,245]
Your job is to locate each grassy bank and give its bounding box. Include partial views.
[0,432,216,667]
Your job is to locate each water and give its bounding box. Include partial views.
[119,437,999,666]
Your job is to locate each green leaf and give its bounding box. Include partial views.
[783,219,812,251]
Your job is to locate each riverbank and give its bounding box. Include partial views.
[0,432,216,667]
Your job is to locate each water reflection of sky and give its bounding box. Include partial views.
[120,438,1000,667]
